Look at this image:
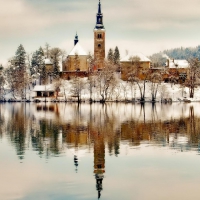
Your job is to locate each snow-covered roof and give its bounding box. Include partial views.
[69,42,87,56]
[120,53,151,62]
[45,58,52,65]
[33,84,55,92]
[169,59,189,68]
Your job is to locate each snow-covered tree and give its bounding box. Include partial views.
[149,72,162,102]
[70,77,85,103]
[127,56,151,102]
[14,45,30,98]
[97,61,117,102]
[149,53,167,68]
[0,66,5,100]
[31,47,46,85]
[184,57,200,98]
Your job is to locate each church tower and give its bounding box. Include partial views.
[94,0,105,70]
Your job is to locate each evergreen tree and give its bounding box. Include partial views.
[15,44,26,70]
[37,47,46,84]
[50,48,61,77]
[107,48,114,63]
[113,46,120,65]
[31,47,46,84]
[14,44,29,98]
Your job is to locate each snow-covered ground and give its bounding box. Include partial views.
[3,78,200,102]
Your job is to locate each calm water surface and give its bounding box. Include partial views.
[1,102,200,200]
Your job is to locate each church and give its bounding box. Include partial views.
[61,0,153,81]
[62,0,105,79]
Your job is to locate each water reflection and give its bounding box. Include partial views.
[1,102,200,198]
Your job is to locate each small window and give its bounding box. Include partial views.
[97,164,102,169]
[98,44,101,48]
[97,34,102,39]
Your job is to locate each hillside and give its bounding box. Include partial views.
[150,45,200,60]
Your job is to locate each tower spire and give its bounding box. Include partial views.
[74,32,79,46]
[98,0,101,14]
[95,0,104,29]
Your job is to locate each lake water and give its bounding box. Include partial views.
[1,102,200,200]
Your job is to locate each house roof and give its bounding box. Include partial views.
[33,84,55,92]
[69,42,87,56]
[120,52,151,62]
[169,59,189,68]
[45,58,52,65]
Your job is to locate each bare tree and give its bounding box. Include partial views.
[53,79,62,99]
[60,79,70,101]
[44,43,51,58]
[120,82,129,101]
[0,66,5,100]
[184,58,200,98]
[149,53,167,68]
[113,82,121,101]
[70,77,85,103]
[149,72,162,102]
[159,83,169,102]
[127,56,150,103]
[96,61,117,103]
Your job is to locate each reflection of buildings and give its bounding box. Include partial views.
[5,103,200,200]
[93,131,105,199]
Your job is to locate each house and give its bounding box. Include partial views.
[120,53,151,80]
[164,59,189,82]
[33,84,55,98]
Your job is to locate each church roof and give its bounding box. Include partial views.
[120,53,151,62]
[68,42,87,56]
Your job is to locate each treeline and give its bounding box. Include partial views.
[151,45,200,60]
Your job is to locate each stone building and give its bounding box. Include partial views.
[93,0,106,70]
[62,34,89,79]
[120,53,151,80]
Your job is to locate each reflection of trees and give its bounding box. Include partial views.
[31,119,62,158]
[0,104,5,138]
[6,104,27,160]
[3,103,200,160]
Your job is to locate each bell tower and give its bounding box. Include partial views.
[94,0,105,70]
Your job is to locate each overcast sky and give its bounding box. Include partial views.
[1,0,200,64]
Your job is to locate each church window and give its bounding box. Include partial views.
[98,44,101,48]
[97,34,102,39]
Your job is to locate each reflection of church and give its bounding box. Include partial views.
[93,130,105,199]
[62,0,105,79]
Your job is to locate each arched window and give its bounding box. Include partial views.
[98,44,101,48]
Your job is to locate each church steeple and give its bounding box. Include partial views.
[95,0,104,29]
[74,32,79,46]
[94,0,105,69]
[98,0,101,14]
